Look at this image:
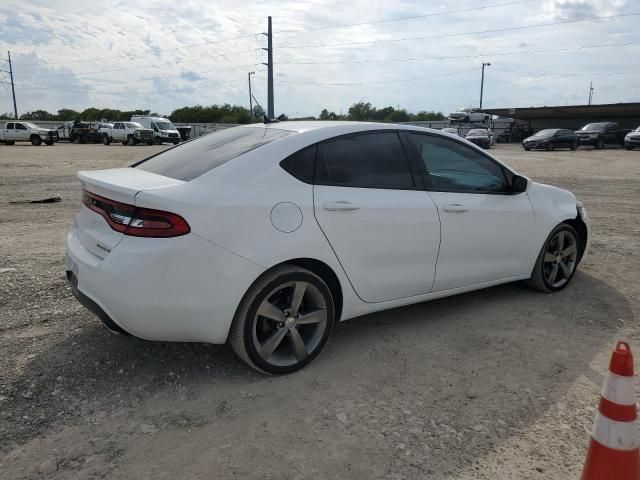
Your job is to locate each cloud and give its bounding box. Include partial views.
[0,0,638,117]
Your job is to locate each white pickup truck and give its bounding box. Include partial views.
[0,121,58,145]
[448,107,491,124]
[99,121,154,146]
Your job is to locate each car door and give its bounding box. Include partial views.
[14,123,29,141]
[405,132,534,292]
[4,122,15,141]
[313,131,441,303]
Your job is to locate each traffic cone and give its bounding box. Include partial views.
[581,341,640,480]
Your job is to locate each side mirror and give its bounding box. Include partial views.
[511,175,528,193]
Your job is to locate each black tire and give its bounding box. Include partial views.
[596,139,604,149]
[102,134,111,145]
[524,223,580,293]
[625,145,634,151]
[524,147,531,151]
[31,135,42,146]
[570,142,578,151]
[229,265,335,374]
[173,140,180,145]
[546,142,554,151]
[146,140,153,146]
[154,137,162,145]
[121,141,127,145]
[127,135,136,146]
[4,140,15,145]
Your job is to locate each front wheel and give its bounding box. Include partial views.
[596,139,605,149]
[229,265,335,374]
[524,224,580,293]
[31,135,42,146]
[102,134,111,145]
[127,136,137,146]
[173,140,180,145]
[546,142,554,151]
[570,142,578,150]
[625,145,634,151]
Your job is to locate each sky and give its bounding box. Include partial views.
[1,0,639,117]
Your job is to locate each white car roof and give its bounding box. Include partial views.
[239,120,439,135]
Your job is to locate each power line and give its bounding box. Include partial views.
[27,48,261,79]
[276,11,640,49]
[275,0,534,33]
[0,76,246,95]
[491,67,640,77]
[276,41,640,66]
[274,67,480,86]
[14,33,261,67]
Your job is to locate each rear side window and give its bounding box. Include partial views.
[135,127,292,181]
[316,132,414,189]
[280,145,316,184]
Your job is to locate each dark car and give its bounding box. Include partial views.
[522,129,578,151]
[624,127,640,150]
[575,122,631,149]
[465,128,492,149]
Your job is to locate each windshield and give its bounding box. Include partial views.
[580,123,608,131]
[531,129,558,138]
[155,121,175,130]
[22,122,39,129]
[458,108,471,112]
[635,126,640,132]
[126,122,143,128]
[467,129,487,136]
[135,127,293,181]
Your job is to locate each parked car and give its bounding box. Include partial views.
[58,120,102,144]
[575,122,631,149]
[441,127,461,136]
[522,129,579,151]
[99,121,154,146]
[66,122,589,374]
[448,107,490,123]
[131,116,180,145]
[624,127,640,150]
[0,121,58,145]
[465,128,492,149]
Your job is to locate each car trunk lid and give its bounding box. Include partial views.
[76,168,185,258]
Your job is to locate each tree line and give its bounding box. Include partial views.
[1,102,445,124]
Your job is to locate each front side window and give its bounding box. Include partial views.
[135,127,293,181]
[407,133,507,193]
[316,132,414,190]
[15,123,27,130]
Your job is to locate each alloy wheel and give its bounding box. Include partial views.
[252,281,327,368]
[543,230,578,288]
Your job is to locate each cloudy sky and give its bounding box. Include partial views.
[1,0,639,117]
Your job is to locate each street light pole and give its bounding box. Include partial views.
[479,62,491,109]
[248,71,255,120]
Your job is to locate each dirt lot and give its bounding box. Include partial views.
[1,141,639,479]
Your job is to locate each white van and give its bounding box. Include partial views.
[130,116,180,145]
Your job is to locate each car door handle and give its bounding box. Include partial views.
[323,201,361,211]
[442,204,468,213]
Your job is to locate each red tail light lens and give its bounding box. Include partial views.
[82,190,190,238]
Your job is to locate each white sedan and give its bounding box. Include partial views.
[66,121,589,374]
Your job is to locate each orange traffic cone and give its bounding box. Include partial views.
[581,341,640,480]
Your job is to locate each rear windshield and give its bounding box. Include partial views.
[581,123,609,131]
[134,127,293,181]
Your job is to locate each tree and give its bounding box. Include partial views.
[347,102,375,121]
[414,110,445,121]
[56,108,81,121]
[20,110,54,121]
[319,109,338,120]
[277,113,288,121]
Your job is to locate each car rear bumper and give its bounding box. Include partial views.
[65,221,264,344]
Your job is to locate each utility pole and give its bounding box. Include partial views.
[479,62,491,109]
[3,51,18,119]
[262,16,274,118]
[588,81,594,105]
[248,71,255,119]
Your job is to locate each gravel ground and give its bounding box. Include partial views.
[0,142,638,480]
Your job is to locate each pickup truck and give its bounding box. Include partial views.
[448,107,490,124]
[1,121,58,145]
[575,122,631,149]
[99,121,154,146]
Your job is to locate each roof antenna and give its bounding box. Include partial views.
[252,94,278,124]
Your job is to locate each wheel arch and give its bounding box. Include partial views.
[252,258,343,322]
[562,215,588,262]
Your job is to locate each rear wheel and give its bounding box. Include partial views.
[596,139,605,149]
[625,145,634,151]
[229,265,335,374]
[524,147,531,151]
[525,224,579,293]
[546,142,554,151]
[570,141,578,150]
[31,135,42,146]
[146,140,153,146]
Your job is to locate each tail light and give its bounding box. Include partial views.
[82,190,190,238]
